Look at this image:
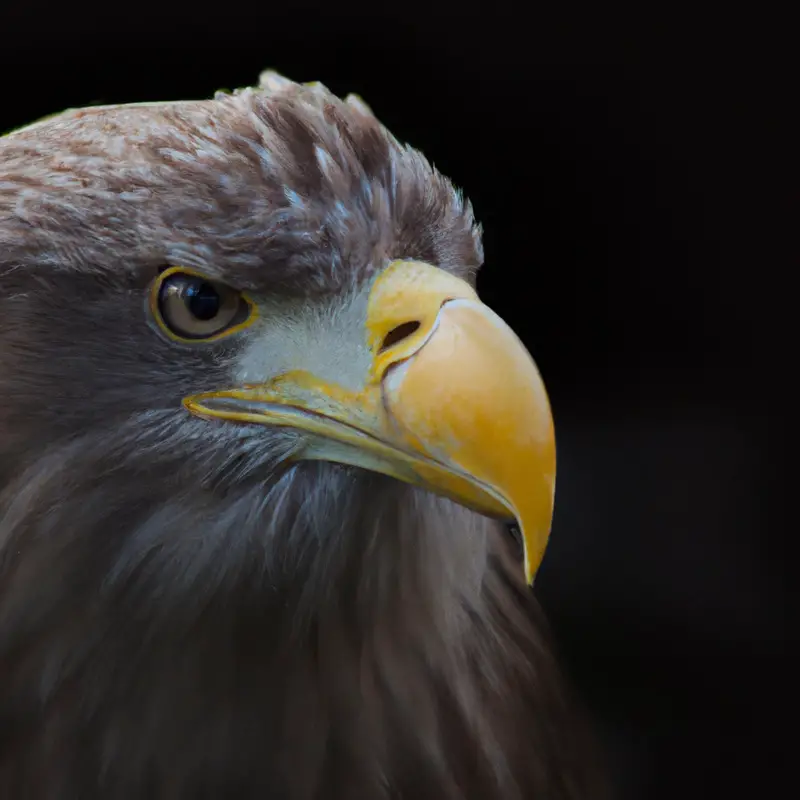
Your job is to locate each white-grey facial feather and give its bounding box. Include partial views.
[235,286,374,392]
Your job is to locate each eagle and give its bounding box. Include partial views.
[0,72,603,798]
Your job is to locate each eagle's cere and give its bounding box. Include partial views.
[0,73,600,798]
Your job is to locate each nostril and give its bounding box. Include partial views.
[379,321,421,353]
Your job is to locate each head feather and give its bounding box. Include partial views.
[0,73,601,799]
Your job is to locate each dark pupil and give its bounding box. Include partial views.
[185,281,220,321]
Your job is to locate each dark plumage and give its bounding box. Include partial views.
[0,74,602,798]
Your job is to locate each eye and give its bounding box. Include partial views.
[151,267,256,342]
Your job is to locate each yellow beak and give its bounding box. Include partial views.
[183,261,556,584]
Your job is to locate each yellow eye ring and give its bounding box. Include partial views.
[149,266,258,343]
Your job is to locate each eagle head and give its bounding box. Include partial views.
[0,73,595,799]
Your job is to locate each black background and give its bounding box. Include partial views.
[0,4,790,798]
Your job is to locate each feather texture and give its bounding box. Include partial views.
[0,75,604,798]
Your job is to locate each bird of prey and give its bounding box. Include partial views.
[0,72,602,799]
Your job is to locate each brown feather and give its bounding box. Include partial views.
[0,77,605,798]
